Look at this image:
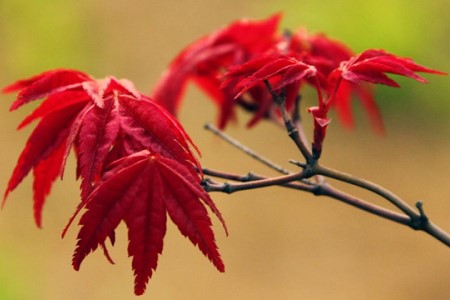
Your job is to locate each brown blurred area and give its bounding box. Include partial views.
[0,1,449,299]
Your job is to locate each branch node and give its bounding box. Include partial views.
[223,182,233,194]
[416,201,429,221]
[311,184,324,196]
[410,201,429,230]
[201,178,211,192]
[243,172,256,181]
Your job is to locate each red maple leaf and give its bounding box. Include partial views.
[3,69,226,295]
[288,30,354,89]
[151,14,281,128]
[326,49,447,132]
[285,30,384,132]
[223,54,317,97]
[3,69,201,227]
[309,49,447,156]
[63,150,226,295]
[222,53,317,126]
[331,49,447,87]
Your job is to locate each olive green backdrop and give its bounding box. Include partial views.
[0,1,449,299]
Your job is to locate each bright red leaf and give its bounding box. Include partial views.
[326,49,446,133]
[288,30,354,89]
[4,69,226,295]
[330,80,384,133]
[151,14,281,128]
[32,140,67,227]
[331,49,447,87]
[223,54,317,97]
[3,70,201,226]
[285,30,386,133]
[222,53,318,126]
[65,150,226,295]
[4,69,91,111]
[310,49,446,156]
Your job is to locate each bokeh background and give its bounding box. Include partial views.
[0,1,449,299]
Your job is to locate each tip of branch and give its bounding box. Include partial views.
[416,201,428,222]
[410,201,429,230]
[289,159,307,168]
[223,182,233,194]
[204,122,216,132]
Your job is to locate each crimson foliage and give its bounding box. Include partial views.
[3,13,445,296]
[3,70,225,295]
[153,14,443,155]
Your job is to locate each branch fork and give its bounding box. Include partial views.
[202,82,450,247]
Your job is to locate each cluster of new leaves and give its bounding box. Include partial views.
[152,14,444,156]
[2,70,226,295]
[152,14,281,128]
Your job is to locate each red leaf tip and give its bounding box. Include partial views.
[338,49,446,87]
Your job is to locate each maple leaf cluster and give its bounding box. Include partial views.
[2,70,226,295]
[152,13,444,155]
[2,13,445,296]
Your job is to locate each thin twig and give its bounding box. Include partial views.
[204,123,290,175]
[292,94,326,184]
[263,80,314,163]
[209,171,306,194]
[202,168,313,192]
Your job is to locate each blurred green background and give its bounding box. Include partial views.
[0,1,449,299]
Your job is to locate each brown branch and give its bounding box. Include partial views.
[206,170,307,194]
[313,164,418,218]
[202,168,313,192]
[202,168,409,225]
[263,80,314,163]
[202,168,450,247]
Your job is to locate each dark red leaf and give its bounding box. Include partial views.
[325,49,446,133]
[334,49,447,87]
[4,70,203,217]
[71,157,149,270]
[77,99,120,197]
[68,151,225,295]
[18,91,90,129]
[32,140,67,228]
[151,14,281,128]
[5,69,90,111]
[3,102,84,207]
[330,80,384,133]
[118,95,201,171]
[5,69,223,296]
[224,54,316,98]
[157,157,227,236]
[125,166,166,295]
